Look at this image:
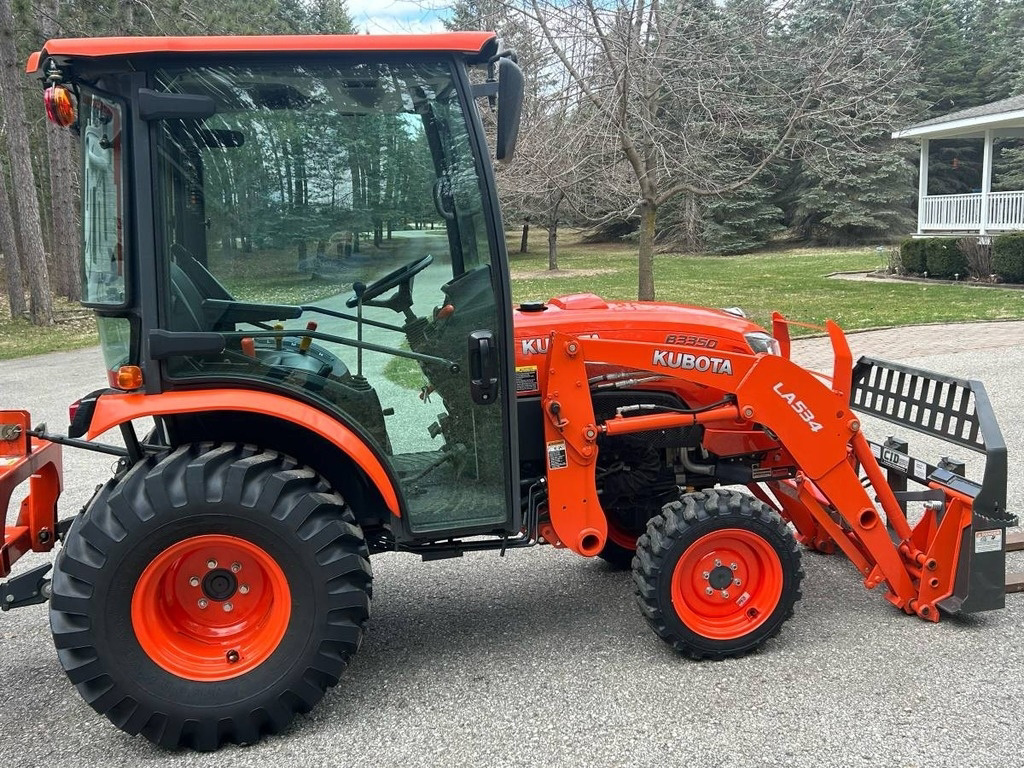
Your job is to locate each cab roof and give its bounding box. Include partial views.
[27,32,499,73]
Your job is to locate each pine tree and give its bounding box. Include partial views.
[784,0,918,244]
[703,174,785,254]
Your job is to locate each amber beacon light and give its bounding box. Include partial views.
[43,84,76,127]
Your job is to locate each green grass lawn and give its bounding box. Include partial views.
[382,235,1024,389]
[0,298,99,360]
[508,237,1024,334]
[5,234,1024,363]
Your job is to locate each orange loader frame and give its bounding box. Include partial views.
[535,317,1013,621]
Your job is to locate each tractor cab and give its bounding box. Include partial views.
[38,34,524,541]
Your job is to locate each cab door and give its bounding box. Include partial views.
[383,65,520,538]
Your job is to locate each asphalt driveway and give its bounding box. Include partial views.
[1,321,1023,768]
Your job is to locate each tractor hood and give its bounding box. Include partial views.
[512,293,767,363]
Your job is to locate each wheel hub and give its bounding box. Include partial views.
[202,568,238,601]
[707,564,733,590]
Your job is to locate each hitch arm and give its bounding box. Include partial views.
[0,563,52,611]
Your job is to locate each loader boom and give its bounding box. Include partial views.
[538,322,1014,620]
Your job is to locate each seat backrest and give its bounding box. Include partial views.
[171,243,233,301]
[168,261,206,332]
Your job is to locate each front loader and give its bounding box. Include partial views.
[0,32,1016,750]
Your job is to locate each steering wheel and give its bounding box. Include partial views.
[346,254,434,309]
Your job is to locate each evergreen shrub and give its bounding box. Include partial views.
[924,238,967,278]
[898,238,928,273]
[992,233,1024,283]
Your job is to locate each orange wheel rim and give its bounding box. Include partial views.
[131,534,291,682]
[670,528,783,640]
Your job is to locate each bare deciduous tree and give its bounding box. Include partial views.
[39,0,82,301]
[514,0,916,299]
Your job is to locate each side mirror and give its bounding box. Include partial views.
[495,58,523,161]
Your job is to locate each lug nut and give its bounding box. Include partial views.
[207,559,217,569]
[705,587,714,595]
[189,576,200,587]
[197,598,208,609]
[714,559,722,567]
[231,562,242,573]
[702,571,710,580]
[226,650,240,664]
[223,602,233,612]
[733,578,741,586]
[239,584,250,595]
[730,563,738,570]
[721,590,730,599]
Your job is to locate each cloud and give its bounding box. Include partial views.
[348,0,450,34]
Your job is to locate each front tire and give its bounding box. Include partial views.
[50,443,372,750]
[633,489,802,659]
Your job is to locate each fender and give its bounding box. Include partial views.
[87,390,400,515]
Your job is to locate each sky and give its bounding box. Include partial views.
[347,0,451,34]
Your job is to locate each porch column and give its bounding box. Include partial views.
[980,129,993,235]
[917,138,929,234]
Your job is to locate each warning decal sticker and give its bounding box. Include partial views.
[975,529,1002,554]
[515,365,539,393]
[547,440,568,470]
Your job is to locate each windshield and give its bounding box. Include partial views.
[81,90,126,305]
[154,59,490,303]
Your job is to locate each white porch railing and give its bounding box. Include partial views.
[921,190,1024,232]
[989,191,1024,230]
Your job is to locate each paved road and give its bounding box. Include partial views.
[2,321,1023,767]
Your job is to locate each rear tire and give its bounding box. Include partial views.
[50,443,372,750]
[633,489,801,659]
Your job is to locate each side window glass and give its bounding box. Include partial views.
[81,92,126,305]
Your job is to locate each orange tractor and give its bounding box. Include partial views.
[0,33,1015,750]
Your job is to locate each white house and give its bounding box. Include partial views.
[893,94,1024,237]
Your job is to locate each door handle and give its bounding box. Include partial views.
[468,330,499,405]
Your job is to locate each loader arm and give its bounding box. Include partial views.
[538,328,1014,620]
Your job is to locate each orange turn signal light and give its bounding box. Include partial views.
[43,85,76,127]
[115,365,144,391]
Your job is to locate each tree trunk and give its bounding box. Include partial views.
[547,192,563,271]
[0,163,26,318]
[520,222,529,253]
[547,226,558,271]
[0,0,52,324]
[681,193,701,253]
[638,200,657,300]
[46,123,81,301]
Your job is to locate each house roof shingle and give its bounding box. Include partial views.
[902,94,1024,132]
